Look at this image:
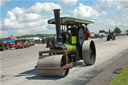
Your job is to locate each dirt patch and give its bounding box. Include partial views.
[86,49,128,85]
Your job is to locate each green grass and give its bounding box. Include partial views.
[110,64,128,85]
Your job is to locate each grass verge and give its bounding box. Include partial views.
[110,64,128,85]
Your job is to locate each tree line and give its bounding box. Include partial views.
[0,34,56,41]
[99,27,128,34]
[0,27,127,40]
[16,34,56,38]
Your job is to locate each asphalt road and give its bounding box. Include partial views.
[0,36,128,85]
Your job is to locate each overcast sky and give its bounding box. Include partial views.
[0,0,128,38]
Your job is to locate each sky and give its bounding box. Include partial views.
[0,0,128,38]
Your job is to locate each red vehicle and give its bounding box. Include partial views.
[11,39,32,49]
[11,40,25,49]
[11,44,23,49]
[0,39,34,50]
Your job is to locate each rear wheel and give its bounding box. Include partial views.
[77,27,85,46]
[82,40,96,65]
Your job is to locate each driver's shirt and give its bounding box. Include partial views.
[86,30,91,38]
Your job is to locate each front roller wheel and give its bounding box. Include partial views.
[82,40,96,65]
[36,54,69,77]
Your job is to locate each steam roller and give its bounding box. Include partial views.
[35,9,96,77]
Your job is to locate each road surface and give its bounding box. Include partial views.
[0,36,128,85]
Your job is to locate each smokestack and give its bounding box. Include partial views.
[53,9,62,42]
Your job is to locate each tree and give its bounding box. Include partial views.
[126,30,128,33]
[114,27,121,33]
[99,30,106,33]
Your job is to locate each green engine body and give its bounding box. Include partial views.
[64,35,77,54]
